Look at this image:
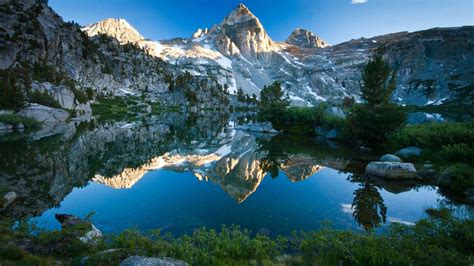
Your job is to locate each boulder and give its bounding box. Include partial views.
[395,147,422,158]
[120,256,188,266]
[2,191,17,209]
[324,107,346,119]
[55,214,102,244]
[380,154,403,162]
[326,129,338,140]
[365,162,417,179]
[20,104,69,123]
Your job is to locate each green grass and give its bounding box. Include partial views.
[0,114,40,129]
[0,208,472,265]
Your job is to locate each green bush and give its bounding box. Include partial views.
[390,122,474,163]
[28,90,61,109]
[1,208,473,265]
[439,163,474,194]
[391,122,474,148]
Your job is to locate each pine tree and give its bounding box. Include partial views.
[258,81,289,127]
[0,69,25,111]
[236,87,246,102]
[348,56,406,146]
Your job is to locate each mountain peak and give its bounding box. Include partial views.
[287,28,329,48]
[82,18,144,44]
[221,3,258,26]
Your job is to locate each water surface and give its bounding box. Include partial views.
[0,112,469,235]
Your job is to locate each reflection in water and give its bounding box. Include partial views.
[352,179,387,231]
[0,112,469,233]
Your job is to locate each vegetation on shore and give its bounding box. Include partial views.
[0,208,472,265]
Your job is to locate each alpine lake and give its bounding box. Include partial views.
[0,111,471,237]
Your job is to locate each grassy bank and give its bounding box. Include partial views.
[0,208,472,265]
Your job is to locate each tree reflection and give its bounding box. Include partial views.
[256,135,289,179]
[350,175,387,231]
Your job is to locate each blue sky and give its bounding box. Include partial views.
[49,0,473,45]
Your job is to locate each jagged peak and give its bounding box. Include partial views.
[287,28,329,48]
[221,3,259,26]
[82,18,144,44]
[192,28,208,39]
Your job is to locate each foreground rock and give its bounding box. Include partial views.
[120,256,188,266]
[395,147,422,158]
[366,162,417,179]
[235,122,278,133]
[380,154,403,163]
[55,214,102,244]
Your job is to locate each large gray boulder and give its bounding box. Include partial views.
[380,154,403,162]
[395,147,422,158]
[324,107,346,119]
[366,162,417,179]
[120,256,188,266]
[19,104,69,123]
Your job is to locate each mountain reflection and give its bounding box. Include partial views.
[0,112,415,230]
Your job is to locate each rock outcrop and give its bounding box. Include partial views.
[286,28,329,48]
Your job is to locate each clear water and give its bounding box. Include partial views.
[0,112,467,236]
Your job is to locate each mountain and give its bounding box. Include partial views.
[1,0,473,114]
[286,28,329,48]
[81,18,144,44]
[81,3,473,106]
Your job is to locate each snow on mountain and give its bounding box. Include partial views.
[82,18,144,44]
[81,4,474,106]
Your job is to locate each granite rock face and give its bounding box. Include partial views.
[286,28,329,48]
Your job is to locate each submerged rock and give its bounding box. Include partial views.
[120,256,188,266]
[365,162,417,179]
[395,147,422,158]
[380,154,403,162]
